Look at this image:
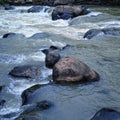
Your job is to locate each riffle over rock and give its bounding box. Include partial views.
[9,65,41,79]
[52,5,90,20]
[54,0,75,5]
[52,57,99,84]
[83,28,120,39]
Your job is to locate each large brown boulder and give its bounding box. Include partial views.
[52,57,99,83]
[52,5,90,20]
[54,0,75,5]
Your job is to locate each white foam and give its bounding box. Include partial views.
[0,54,27,64]
[87,12,102,17]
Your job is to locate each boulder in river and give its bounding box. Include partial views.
[90,108,120,120]
[28,6,43,13]
[83,28,120,39]
[4,4,15,10]
[9,65,41,79]
[54,0,75,5]
[3,33,25,39]
[52,5,90,20]
[28,33,50,39]
[45,51,61,68]
[15,116,40,120]
[21,84,43,105]
[52,57,99,84]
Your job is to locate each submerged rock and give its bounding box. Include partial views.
[4,4,15,10]
[54,0,75,5]
[15,116,40,120]
[83,29,102,39]
[52,5,90,20]
[0,100,6,109]
[52,57,99,84]
[28,33,49,39]
[90,108,120,120]
[9,65,41,79]
[36,100,53,110]
[3,33,25,39]
[21,84,43,105]
[28,6,43,13]
[45,51,61,68]
[83,28,120,39]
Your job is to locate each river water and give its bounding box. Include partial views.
[0,5,120,120]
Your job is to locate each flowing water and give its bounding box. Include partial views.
[0,5,120,120]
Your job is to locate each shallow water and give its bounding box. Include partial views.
[0,5,120,120]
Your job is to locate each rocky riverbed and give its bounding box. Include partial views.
[0,4,120,120]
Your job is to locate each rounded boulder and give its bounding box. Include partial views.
[52,57,99,84]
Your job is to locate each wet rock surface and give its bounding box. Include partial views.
[45,51,61,68]
[54,0,75,5]
[3,33,25,39]
[90,108,120,120]
[83,28,120,39]
[9,65,41,79]
[52,57,99,83]
[52,5,90,20]
[28,33,50,39]
[21,84,44,105]
[28,6,43,13]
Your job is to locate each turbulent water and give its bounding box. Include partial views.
[0,5,120,120]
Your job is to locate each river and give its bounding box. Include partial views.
[0,5,120,120]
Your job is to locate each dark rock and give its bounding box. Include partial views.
[9,65,41,79]
[102,28,120,36]
[90,108,120,120]
[36,100,53,110]
[21,84,43,105]
[0,100,6,108]
[54,0,75,5]
[0,86,3,91]
[4,4,15,10]
[83,28,120,39]
[15,116,40,120]
[83,29,102,39]
[28,33,49,39]
[41,45,61,55]
[28,6,43,13]
[3,33,25,39]
[52,5,90,20]
[45,51,61,68]
[52,57,99,84]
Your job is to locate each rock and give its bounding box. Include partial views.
[90,108,120,120]
[83,28,120,39]
[36,100,53,110]
[3,33,25,39]
[9,65,41,79]
[52,5,90,20]
[83,29,103,39]
[102,28,120,36]
[4,4,15,10]
[45,51,61,68]
[54,0,75,5]
[0,100,6,108]
[52,57,99,83]
[15,116,40,120]
[41,45,61,55]
[0,86,3,91]
[21,84,43,105]
[28,6,43,13]
[28,33,49,39]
